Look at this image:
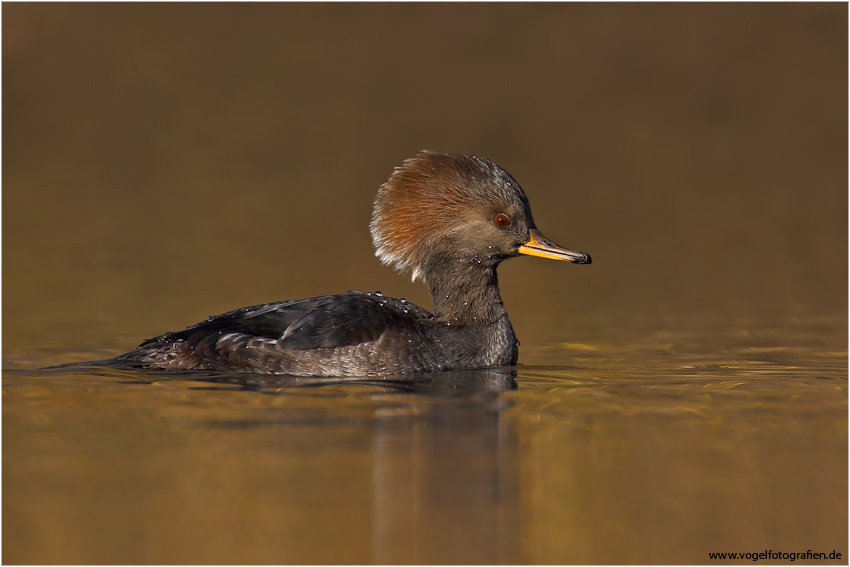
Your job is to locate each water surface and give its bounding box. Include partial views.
[4,313,845,564]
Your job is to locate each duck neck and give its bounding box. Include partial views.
[424,255,508,325]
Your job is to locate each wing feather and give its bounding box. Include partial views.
[138,291,428,353]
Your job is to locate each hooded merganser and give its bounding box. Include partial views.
[95,151,591,376]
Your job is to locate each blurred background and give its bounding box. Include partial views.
[4,3,846,354]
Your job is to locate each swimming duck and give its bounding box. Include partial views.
[99,151,590,376]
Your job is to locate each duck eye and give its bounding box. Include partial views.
[493,213,512,228]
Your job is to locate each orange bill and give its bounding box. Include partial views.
[518,229,592,264]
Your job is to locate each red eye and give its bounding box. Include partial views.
[494,213,511,228]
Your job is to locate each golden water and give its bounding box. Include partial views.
[4,312,846,564]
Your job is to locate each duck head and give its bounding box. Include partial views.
[370,150,591,286]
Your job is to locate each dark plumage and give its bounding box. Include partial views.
[76,151,591,376]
